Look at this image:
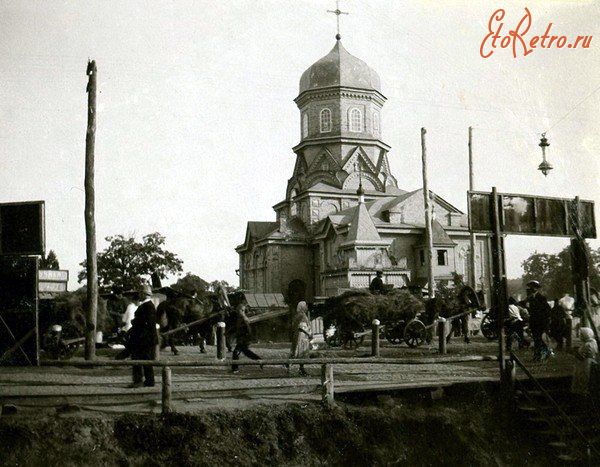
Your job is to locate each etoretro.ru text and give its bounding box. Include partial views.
[480,8,592,59]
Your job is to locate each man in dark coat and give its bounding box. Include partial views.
[525,280,553,361]
[231,300,262,373]
[128,284,158,387]
[369,271,385,295]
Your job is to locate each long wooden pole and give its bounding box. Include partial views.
[84,60,98,361]
[490,187,506,382]
[468,127,477,289]
[421,128,435,298]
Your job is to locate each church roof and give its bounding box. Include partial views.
[299,40,382,95]
[247,221,279,239]
[418,219,457,246]
[344,201,381,244]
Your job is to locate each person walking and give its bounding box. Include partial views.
[127,284,158,388]
[525,280,553,362]
[506,296,527,350]
[231,299,262,373]
[290,301,312,376]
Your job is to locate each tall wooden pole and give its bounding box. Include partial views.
[490,187,506,383]
[468,127,477,289]
[84,60,98,360]
[421,128,435,299]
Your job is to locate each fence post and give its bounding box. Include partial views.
[321,363,334,408]
[438,318,447,354]
[162,366,172,414]
[216,322,226,360]
[371,319,380,357]
[565,316,573,350]
[504,356,516,394]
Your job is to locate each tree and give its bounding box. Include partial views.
[209,280,237,293]
[40,250,60,270]
[172,273,210,297]
[78,232,183,291]
[521,243,600,299]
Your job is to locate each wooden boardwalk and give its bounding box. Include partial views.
[0,338,577,416]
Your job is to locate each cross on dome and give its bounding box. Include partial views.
[327,0,349,40]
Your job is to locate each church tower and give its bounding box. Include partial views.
[277,37,399,230]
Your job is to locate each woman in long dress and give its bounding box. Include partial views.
[290,301,312,376]
[571,327,598,396]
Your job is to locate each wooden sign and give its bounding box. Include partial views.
[38,269,69,283]
[0,201,45,256]
[469,191,596,238]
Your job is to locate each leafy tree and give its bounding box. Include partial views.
[521,243,600,298]
[209,280,237,293]
[172,273,210,297]
[78,232,183,291]
[40,250,60,270]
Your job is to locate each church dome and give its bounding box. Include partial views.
[299,40,381,94]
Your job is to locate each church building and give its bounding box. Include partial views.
[236,36,490,303]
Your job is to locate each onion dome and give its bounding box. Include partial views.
[299,40,381,94]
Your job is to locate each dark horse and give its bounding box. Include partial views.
[157,296,214,355]
[425,285,486,344]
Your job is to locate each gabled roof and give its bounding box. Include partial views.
[419,219,456,246]
[248,221,279,239]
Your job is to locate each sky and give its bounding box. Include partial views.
[1,0,599,291]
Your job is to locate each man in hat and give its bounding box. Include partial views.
[525,280,553,361]
[369,271,385,295]
[127,283,158,387]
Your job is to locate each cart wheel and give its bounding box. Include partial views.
[404,320,427,348]
[385,322,403,345]
[480,313,498,340]
[342,333,364,349]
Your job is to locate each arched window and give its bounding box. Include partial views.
[373,111,380,136]
[349,108,362,132]
[302,113,308,138]
[320,108,332,133]
[290,189,298,216]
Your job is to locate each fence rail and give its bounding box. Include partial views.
[39,355,501,413]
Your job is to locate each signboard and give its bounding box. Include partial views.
[469,191,596,238]
[0,201,45,256]
[38,269,69,299]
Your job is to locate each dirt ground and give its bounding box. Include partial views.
[0,383,559,467]
[0,335,581,465]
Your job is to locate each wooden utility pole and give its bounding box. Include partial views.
[468,127,477,289]
[84,60,98,360]
[490,187,507,382]
[421,128,435,299]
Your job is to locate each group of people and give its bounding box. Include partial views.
[505,280,577,362]
[230,299,313,376]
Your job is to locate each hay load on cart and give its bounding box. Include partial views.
[319,288,425,348]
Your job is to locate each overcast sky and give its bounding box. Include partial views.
[1,0,599,290]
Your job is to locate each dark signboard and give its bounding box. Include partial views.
[468,191,596,238]
[0,201,45,256]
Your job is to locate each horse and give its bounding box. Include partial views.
[157,295,215,355]
[426,285,486,344]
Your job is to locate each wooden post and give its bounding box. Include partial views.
[321,363,334,407]
[161,366,172,414]
[371,319,380,357]
[468,127,477,289]
[437,318,447,354]
[504,357,516,394]
[216,322,226,360]
[566,316,573,350]
[84,60,98,361]
[490,187,507,382]
[421,128,435,299]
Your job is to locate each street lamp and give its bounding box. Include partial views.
[538,133,553,176]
